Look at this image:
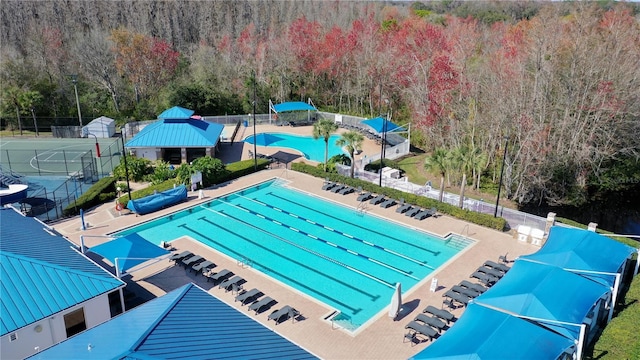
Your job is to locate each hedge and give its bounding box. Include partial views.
[63,176,118,216]
[291,163,507,231]
[116,158,270,204]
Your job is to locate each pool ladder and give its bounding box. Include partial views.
[356,201,368,216]
[237,256,254,269]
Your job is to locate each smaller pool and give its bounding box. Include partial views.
[244,133,345,162]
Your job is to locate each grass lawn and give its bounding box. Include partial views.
[586,274,640,359]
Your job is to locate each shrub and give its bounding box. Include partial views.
[63,176,118,216]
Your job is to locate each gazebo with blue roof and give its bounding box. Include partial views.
[125,106,225,164]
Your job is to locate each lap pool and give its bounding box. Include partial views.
[116,179,472,331]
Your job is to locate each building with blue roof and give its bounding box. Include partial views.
[125,106,225,164]
[0,208,125,359]
[30,283,319,360]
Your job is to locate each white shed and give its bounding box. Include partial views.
[83,116,116,138]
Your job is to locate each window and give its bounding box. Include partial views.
[64,308,86,338]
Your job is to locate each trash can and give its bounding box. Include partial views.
[243,120,249,127]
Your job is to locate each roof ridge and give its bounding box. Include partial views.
[0,251,122,286]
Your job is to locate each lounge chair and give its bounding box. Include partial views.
[248,296,276,314]
[498,253,509,264]
[452,285,480,298]
[414,209,432,220]
[331,184,346,193]
[443,289,470,307]
[405,207,421,217]
[470,271,498,286]
[477,266,504,279]
[483,260,511,273]
[218,275,245,292]
[414,313,447,333]
[370,194,385,205]
[206,269,233,283]
[357,192,373,202]
[191,260,216,274]
[322,181,336,191]
[268,305,300,324]
[459,280,487,294]
[396,199,412,214]
[169,251,193,264]
[181,255,204,268]
[234,288,263,305]
[404,320,438,342]
[338,186,355,195]
[380,198,397,208]
[422,305,455,324]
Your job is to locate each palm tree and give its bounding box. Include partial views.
[424,148,449,202]
[336,130,364,178]
[452,146,474,208]
[312,118,339,172]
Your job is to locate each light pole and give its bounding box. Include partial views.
[30,107,39,137]
[252,71,258,171]
[378,113,387,187]
[70,75,83,128]
[120,128,132,201]
[494,136,510,217]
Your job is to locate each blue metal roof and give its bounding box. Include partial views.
[0,208,123,336]
[31,284,318,359]
[273,101,317,112]
[158,106,195,120]
[411,303,575,359]
[125,119,224,148]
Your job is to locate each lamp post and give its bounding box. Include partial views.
[70,75,83,128]
[120,128,132,201]
[494,136,510,217]
[252,71,258,171]
[30,107,39,137]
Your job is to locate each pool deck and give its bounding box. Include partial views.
[52,163,540,359]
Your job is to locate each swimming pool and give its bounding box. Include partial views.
[117,179,472,331]
[244,133,345,162]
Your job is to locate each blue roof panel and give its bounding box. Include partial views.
[520,226,636,280]
[125,119,224,148]
[0,208,123,336]
[411,303,575,359]
[474,260,609,339]
[158,106,195,120]
[273,101,317,112]
[32,284,318,360]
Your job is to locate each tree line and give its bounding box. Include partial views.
[1,0,639,210]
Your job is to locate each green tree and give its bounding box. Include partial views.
[336,130,364,178]
[190,156,228,186]
[424,148,449,202]
[452,146,474,208]
[312,118,339,172]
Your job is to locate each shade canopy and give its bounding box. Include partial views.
[273,101,317,113]
[361,116,403,133]
[411,303,575,360]
[90,233,169,273]
[520,226,635,286]
[473,260,609,339]
[244,133,284,146]
[158,106,195,120]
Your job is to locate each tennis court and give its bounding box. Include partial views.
[0,137,122,177]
